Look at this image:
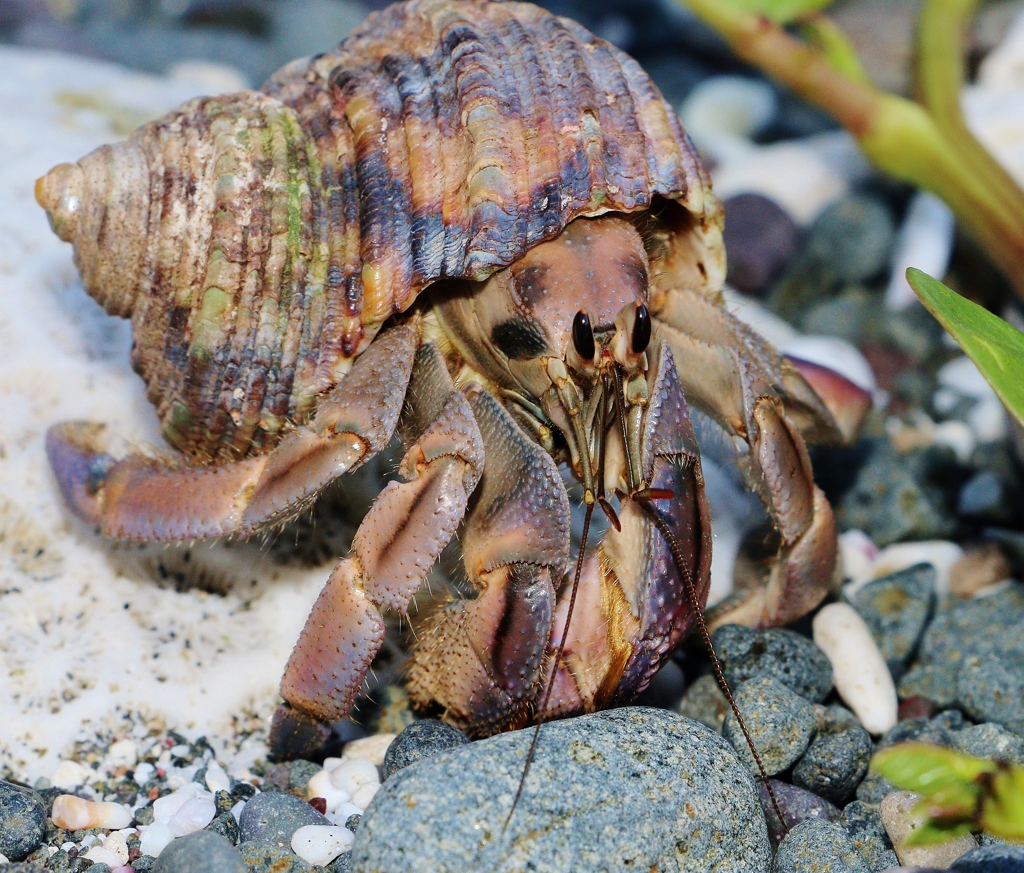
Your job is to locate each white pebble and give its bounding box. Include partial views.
[871,540,964,596]
[351,781,379,811]
[329,758,380,796]
[885,191,955,310]
[937,355,995,400]
[880,790,977,867]
[204,759,231,794]
[813,603,897,735]
[152,782,209,823]
[139,821,175,858]
[106,740,138,768]
[306,769,352,814]
[230,800,246,823]
[681,75,777,145]
[781,335,877,394]
[51,796,133,831]
[167,795,216,836]
[327,801,363,825]
[839,529,879,588]
[340,734,396,766]
[0,854,8,864]
[290,825,354,867]
[133,763,155,786]
[85,846,125,867]
[51,761,95,789]
[100,831,130,863]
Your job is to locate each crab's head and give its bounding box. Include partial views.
[435,214,656,502]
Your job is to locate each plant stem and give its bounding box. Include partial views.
[676,0,1024,299]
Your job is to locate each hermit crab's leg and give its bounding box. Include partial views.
[403,389,571,738]
[650,287,839,628]
[278,341,485,725]
[46,322,423,541]
[540,341,713,718]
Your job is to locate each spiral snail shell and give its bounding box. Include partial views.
[35,0,720,464]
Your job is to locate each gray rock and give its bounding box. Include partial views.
[0,782,46,862]
[950,843,1024,872]
[772,819,871,872]
[676,674,728,732]
[854,771,898,805]
[722,193,802,296]
[958,653,1024,737]
[952,722,1024,763]
[237,841,314,873]
[898,663,958,708]
[849,563,936,679]
[350,708,771,873]
[153,831,246,873]
[237,791,329,848]
[792,720,872,806]
[841,801,899,872]
[712,624,833,703]
[836,442,959,547]
[382,720,469,780]
[757,780,839,850]
[723,676,818,776]
[877,716,955,751]
[205,809,240,845]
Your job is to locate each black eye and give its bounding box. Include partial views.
[631,303,651,354]
[572,310,595,361]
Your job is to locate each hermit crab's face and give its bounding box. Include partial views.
[435,216,656,504]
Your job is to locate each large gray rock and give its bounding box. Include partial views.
[350,708,771,873]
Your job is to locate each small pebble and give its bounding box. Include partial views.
[49,763,94,790]
[167,795,216,836]
[328,759,379,797]
[338,734,396,766]
[957,653,1024,736]
[950,843,1024,872]
[722,676,817,775]
[885,191,955,310]
[237,840,314,873]
[813,603,898,735]
[204,761,231,795]
[721,193,801,295]
[152,830,246,873]
[849,563,936,680]
[951,722,1024,763]
[139,822,175,858]
[756,780,839,850]
[306,770,352,815]
[237,790,330,848]
[85,846,125,867]
[841,800,900,872]
[381,721,469,780]
[792,718,873,806]
[0,782,47,862]
[869,541,964,597]
[950,544,1012,598]
[712,624,833,703]
[680,75,778,147]
[772,819,871,872]
[676,674,729,732]
[50,796,132,831]
[290,825,354,867]
[880,790,977,868]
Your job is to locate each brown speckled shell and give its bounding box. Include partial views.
[78,0,718,460]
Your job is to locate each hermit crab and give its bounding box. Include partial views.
[36,0,842,743]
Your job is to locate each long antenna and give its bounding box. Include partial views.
[639,496,788,835]
[503,501,595,834]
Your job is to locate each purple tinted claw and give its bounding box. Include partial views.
[45,422,117,526]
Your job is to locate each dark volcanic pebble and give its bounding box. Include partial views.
[840,801,899,872]
[722,193,801,295]
[756,780,839,850]
[351,708,771,873]
[957,653,1024,737]
[382,720,469,780]
[772,819,871,872]
[237,791,329,848]
[722,676,817,775]
[792,720,872,805]
[237,841,314,873]
[0,782,47,862]
[952,722,1024,762]
[951,843,1024,872]
[152,830,246,873]
[712,624,833,703]
[849,563,936,679]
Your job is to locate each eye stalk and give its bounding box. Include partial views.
[631,303,651,354]
[572,310,596,362]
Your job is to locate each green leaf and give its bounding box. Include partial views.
[871,742,994,795]
[905,817,977,846]
[798,16,868,81]
[983,766,1024,840]
[907,268,1024,430]
[717,0,837,24]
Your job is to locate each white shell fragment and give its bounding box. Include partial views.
[339,734,397,766]
[152,782,209,822]
[138,822,175,858]
[884,192,955,310]
[291,825,355,867]
[329,758,380,796]
[204,759,231,794]
[351,781,380,810]
[871,541,964,597]
[307,768,352,814]
[50,761,95,789]
[167,795,216,836]
[84,846,124,867]
[813,603,897,735]
[51,795,133,831]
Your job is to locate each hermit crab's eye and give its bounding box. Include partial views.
[631,303,651,354]
[572,310,596,362]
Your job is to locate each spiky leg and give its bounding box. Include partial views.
[652,286,839,628]
[404,389,571,737]
[45,321,422,540]
[277,342,485,726]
